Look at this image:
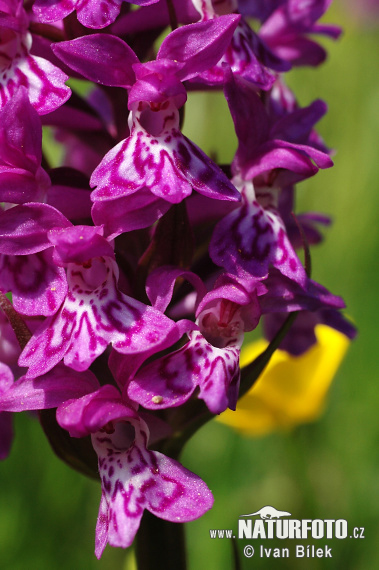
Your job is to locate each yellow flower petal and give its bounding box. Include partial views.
[217,324,350,436]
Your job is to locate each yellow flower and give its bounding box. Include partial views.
[217,325,350,436]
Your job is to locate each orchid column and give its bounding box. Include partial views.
[0,1,355,568]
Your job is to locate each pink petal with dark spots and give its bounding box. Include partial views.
[19,258,179,378]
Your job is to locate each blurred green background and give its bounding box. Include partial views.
[1,3,378,569]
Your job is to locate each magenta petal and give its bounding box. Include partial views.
[1,52,70,116]
[57,385,135,437]
[278,36,327,66]
[33,0,75,24]
[0,365,99,412]
[90,136,147,201]
[0,170,46,204]
[146,451,214,521]
[175,135,240,201]
[19,258,180,378]
[91,191,171,237]
[0,203,71,255]
[259,269,346,314]
[271,99,328,142]
[91,122,239,207]
[127,342,197,410]
[158,15,240,81]
[48,225,114,265]
[210,192,307,286]
[240,140,330,183]
[146,266,207,313]
[21,55,71,115]
[0,87,42,169]
[0,249,67,316]
[128,330,241,414]
[73,0,125,29]
[52,35,139,87]
[0,362,13,394]
[92,420,213,558]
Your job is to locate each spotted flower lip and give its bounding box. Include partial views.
[52,19,241,236]
[17,252,181,378]
[127,269,261,415]
[0,207,181,377]
[0,362,213,558]
[89,98,240,237]
[210,179,308,287]
[56,384,214,558]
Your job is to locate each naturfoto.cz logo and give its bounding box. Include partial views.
[209,505,365,559]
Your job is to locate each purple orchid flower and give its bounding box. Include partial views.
[0,205,181,376]
[57,386,213,558]
[52,18,241,236]
[0,215,181,378]
[127,268,261,414]
[254,267,356,354]
[225,71,332,187]
[258,267,346,315]
[0,0,70,114]
[189,0,290,89]
[258,0,342,67]
[263,309,357,355]
[33,0,160,30]
[210,179,308,286]
[0,368,213,557]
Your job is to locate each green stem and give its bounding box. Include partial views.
[238,311,298,399]
[0,292,32,349]
[165,0,178,31]
[135,511,187,570]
